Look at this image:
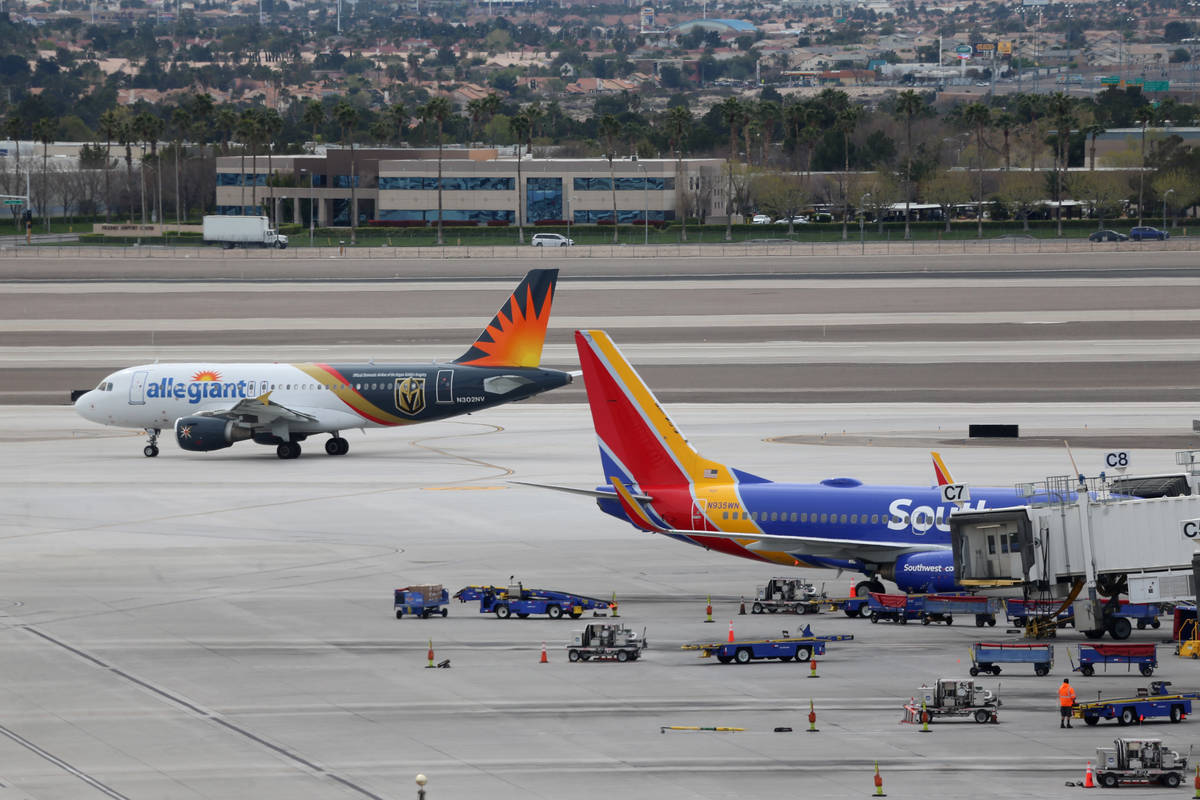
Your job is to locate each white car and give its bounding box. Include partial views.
[531,233,574,247]
[751,214,772,224]
[775,216,809,224]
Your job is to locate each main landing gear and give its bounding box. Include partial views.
[276,441,302,460]
[143,428,160,458]
[855,578,886,597]
[324,436,349,456]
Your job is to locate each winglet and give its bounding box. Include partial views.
[453,269,558,368]
[931,451,954,486]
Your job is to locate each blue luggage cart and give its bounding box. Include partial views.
[394,585,450,619]
[1070,643,1158,677]
[970,642,1054,676]
[867,593,923,624]
[922,595,1004,627]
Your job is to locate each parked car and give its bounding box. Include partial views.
[530,233,574,247]
[751,214,772,224]
[775,216,810,224]
[1089,230,1129,242]
[1130,226,1169,241]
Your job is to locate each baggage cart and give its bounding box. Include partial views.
[1070,643,1158,677]
[867,592,923,624]
[394,584,450,619]
[969,642,1054,676]
[921,595,1003,627]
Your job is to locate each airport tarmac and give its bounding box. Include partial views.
[3,400,1200,800]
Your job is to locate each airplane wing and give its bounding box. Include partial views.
[665,527,949,561]
[193,392,319,426]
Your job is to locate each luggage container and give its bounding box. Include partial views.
[969,642,1054,676]
[1070,643,1158,677]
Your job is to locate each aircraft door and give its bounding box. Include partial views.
[128,371,149,405]
[691,498,712,531]
[436,369,453,404]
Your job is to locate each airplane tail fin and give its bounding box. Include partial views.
[931,451,954,486]
[453,269,558,368]
[575,330,750,490]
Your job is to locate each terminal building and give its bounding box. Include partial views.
[213,147,728,227]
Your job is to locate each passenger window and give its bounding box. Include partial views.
[820,513,828,523]
[850,514,858,523]
[839,514,847,524]
[770,512,777,521]
[871,514,879,524]
[800,513,807,522]
[722,511,728,520]
[790,512,797,522]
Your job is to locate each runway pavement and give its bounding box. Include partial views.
[3,401,1199,799]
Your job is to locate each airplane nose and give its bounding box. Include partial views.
[74,391,98,422]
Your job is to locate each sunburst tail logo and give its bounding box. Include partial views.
[191,370,222,382]
[453,269,557,368]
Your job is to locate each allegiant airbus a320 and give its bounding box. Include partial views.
[74,270,570,459]
[550,330,1030,595]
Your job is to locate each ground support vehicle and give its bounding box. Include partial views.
[837,596,871,618]
[970,642,1054,676]
[868,592,924,624]
[1070,643,1159,677]
[1005,599,1161,639]
[394,585,449,618]
[1075,682,1199,726]
[454,583,610,619]
[1005,598,1074,630]
[751,577,825,615]
[902,678,1000,724]
[1094,738,1188,787]
[683,627,854,664]
[201,215,288,249]
[922,595,1002,627]
[567,622,645,662]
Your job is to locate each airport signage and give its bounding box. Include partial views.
[1104,451,1130,470]
[1145,80,1170,92]
[1182,517,1200,540]
[3,199,22,206]
[1022,0,1049,6]
[1100,75,1121,86]
[941,483,970,505]
[998,41,1013,55]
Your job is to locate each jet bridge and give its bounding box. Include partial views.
[950,451,1200,638]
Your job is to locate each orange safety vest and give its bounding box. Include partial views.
[1059,683,1076,706]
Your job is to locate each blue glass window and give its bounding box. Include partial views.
[374,209,515,223]
[334,175,361,188]
[573,209,671,223]
[215,205,263,215]
[379,176,515,190]
[573,177,674,191]
[526,177,563,222]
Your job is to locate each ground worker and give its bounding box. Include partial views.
[1059,677,1077,728]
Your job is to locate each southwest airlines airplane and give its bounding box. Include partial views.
[74,270,571,459]
[563,330,1030,595]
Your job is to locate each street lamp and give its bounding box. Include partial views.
[636,162,649,245]
[859,192,871,253]
[415,773,427,800]
[1164,188,1175,230]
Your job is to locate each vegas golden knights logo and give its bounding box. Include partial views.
[394,376,426,416]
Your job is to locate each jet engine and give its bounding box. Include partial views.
[883,551,959,594]
[174,416,253,452]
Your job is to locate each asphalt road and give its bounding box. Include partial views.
[3,252,1200,405]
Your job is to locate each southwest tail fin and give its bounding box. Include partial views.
[575,330,755,490]
[931,451,954,486]
[453,269,558,368]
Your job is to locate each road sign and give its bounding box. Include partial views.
[1100,75,1120,85]
[1145,80,1170,91]
[3,199,23,206]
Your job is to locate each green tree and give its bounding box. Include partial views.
[510,109,530,243]
[301,100,324,146]
[752,172,809,234]
[664,105,692,241]
[1072,171,1128,230]
[134,111,164,224]
[1152,169,1200,228]
[835,105,861,240]
[32,116,56,231]
[97,109,120,221]
[1081,122,1106,170]
[420,96,453,246]
[1002,171,1046,232]
[1133,104,1156,225]
[332,100,359,240]
[1046,93,1074,236]
[170,106,189,225]
[961,102,991,238]
[719,97,745,240]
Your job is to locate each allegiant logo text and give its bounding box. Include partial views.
[146,377,248,404]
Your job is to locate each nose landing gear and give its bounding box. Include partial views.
[143,428,160,457]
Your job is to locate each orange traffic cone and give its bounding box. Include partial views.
[728,620,735,642]
[873,761,887,797]
[426,639,435,669]
[705,595,714,623]
[808,658,819,678]
[1084,761,1095,788]
[849,583,857,598]
[807,699,819,733]
[739,596,746,615]
[540,642,548,664]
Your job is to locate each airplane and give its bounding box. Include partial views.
[74,269,572,459]
[548,329,1032,596]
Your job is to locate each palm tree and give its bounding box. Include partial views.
[170,107,190,227]
[511,109,530,243]
[961,102,991,238]
[97,109,119,221]
[1081,122,1105,170]
[332,100,359,240]
[836,105,861,241]
[599,114,621,243]
[134,112,164,224]
[32,116,55,232]
[665,105,691,242]
[1046,93,1074,236]
[388,102,407,145]
[756,100,781,166]
[522,102,544,154]
[719,97,744,241]
[116,113,136,222]
[236,109,262,214]
[301,100,324,147]
[992,111,1016,172]
[481,93,502,144]
[420,96,453,246]
[894,89,924,240]
[466,98,484,143]
[214,105,237,155]
[1133,104,1155,225]
[262,109,283,225]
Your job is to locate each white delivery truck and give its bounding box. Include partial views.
[202,215,288,249]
